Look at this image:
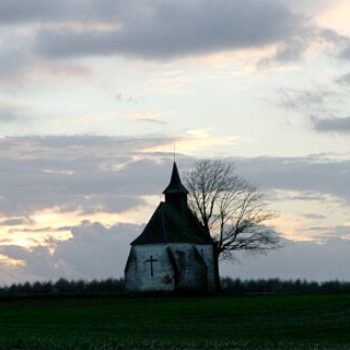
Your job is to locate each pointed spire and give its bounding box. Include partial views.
[163,162,188,195]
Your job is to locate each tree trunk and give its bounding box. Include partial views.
[213,246,221,292]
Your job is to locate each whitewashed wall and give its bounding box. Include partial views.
[125,243,215,292]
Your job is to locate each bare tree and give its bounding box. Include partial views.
[186,159,280,290]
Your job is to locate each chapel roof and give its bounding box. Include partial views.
[131,202,212,245]
[131,162,212,245]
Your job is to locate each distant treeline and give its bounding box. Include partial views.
[221,278,350,294]
[0,278,125,298]
[1,278,350,297]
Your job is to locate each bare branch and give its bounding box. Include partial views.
[186,159,281,262]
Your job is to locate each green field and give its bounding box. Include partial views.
[0,294,350,349]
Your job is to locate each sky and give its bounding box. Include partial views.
[1,0,350,285]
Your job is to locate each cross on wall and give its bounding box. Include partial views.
[145,255,159,277]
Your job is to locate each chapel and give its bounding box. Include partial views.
[124,162,216,292]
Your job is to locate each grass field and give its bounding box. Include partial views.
[0,294,350,349]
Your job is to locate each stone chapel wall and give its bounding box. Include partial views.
[125,243,215,292]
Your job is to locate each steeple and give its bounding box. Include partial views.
[163,162,188,195]
[163,162,188,211]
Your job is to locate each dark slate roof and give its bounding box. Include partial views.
[131,202,212,245]
[163,162,188,195]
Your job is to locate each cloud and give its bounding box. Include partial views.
[0,218,30,226]
[306,224,350,237]
[312,116,350,133]
[34,0,305,60]
[303,213,326,220]
[275,87,350,130]
[0,0,345,79]
[1,224,350,284]
[0,105,26,123]
[336,72,350,85]
[54,221,139,278]
[0,0,122,24]
[319,28,349,45]
[339,43,350,60]
[0,134,223,219]
[259,25,345,66]
[236,155,350,203]
[221,237,350,281]
[136,118,167,125]
[0,135,349,217]
[0,101,39,124]
[0,136,349,283]
[0,221,140,283]
[277,87,339,115]
[270,37,308,62]
[0,135,174,216]
[0,46,34,85]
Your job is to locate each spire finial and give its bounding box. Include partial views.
[173,139,176,162]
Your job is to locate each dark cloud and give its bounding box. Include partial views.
[0,136,349,283]
[1,135,349,217]
[290,193,326,201]
[312,116,350,133]
[0,135,187,216]
[320,29,350,62]
[0,105,27,123]
[260,27,326,65]
[7,226,71,234]
[0,48,32,82]
[0,0,345,66]
[0,0,346,73]
[306,225,350,236]
[275,87,349,131]
[136,118,167,125]
[336,73,350,85]
[18,134,171,153]
[319,28,349,45]
[247,25,343,66]
[0,221,140,282]
[0,0,121,24]
[0,218,29,226]
[54,221,139,279]
[236,155,350,203]
[0,43,91,86]
[221,237,350,281]
[34,0,305,60]
[339,43,350,60]
[303,213,326,220]
[271,37,308,62]
[277,87,339,115]
[1,225,350,283]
